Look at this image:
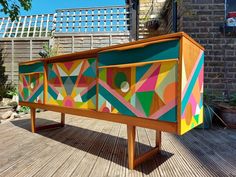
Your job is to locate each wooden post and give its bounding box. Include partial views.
[156,130,161,150]
[127,125,136,169]
[30,108,36,133]
[61,113,65,126]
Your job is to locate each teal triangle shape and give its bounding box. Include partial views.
[48,68,57,79]
[136,64,152,82]
[70,76,77,85]
[158,106,177,122]
[61,76,68,84]
[83,67,96,78]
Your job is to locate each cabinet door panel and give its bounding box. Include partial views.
[47,58,97,110]
[19,73,44,103]
[98,61,178,122]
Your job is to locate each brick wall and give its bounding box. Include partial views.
[152,0,236,96]
[179,0,236,96]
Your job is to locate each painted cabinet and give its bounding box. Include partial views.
[19,32,204,135]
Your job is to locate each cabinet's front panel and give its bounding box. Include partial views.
[98,61,178,122]
[19,73,44,103]
[47,58,97,110]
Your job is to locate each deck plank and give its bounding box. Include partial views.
[87,123,121,177]
[0,111,235,177]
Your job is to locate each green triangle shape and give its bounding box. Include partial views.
[99,69,107,82]
[194,114,199,123]
[88,58,96,64]
[136,91,154,117]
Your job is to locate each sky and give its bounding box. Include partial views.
[0,0,125,17]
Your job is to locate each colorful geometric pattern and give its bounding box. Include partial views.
[47,58,97,110]
[19,73,44,103]
[180,38,204,135]
[98,61,178,122]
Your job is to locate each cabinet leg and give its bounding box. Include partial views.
[156,130,161,150]
[61,113,65,126]
[30,108,36,133]
[127,125,136,169]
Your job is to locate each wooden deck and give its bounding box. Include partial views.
[0,111,236,177]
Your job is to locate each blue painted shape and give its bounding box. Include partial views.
[48,64,57,79]
[81,85,96,102]
[48,85,58,100]
[181,53,204,114]
[83,66,96,78]
[136,64,152,82]
[28,86,44,102]
[99,85,136,116]
[98,40,179,66]
[158,106,177,122]
[19,62,44,74]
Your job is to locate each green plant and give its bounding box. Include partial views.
[41,43,60,58]
[0,0,32,21]
[0,48,15,101]
[7,85,17,97]
[18,106,30,114]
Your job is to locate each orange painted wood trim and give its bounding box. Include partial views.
[156,130,161,149]
[30,108,36,133]
[134,146,160,167]
[177,36,184,135]
[19,101,177,133]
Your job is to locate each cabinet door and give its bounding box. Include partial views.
[19,62,44,103]
[98,61,178,122]
[19,73,44,103]
[47,58,97,110]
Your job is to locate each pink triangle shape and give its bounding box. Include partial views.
[23,77,28,87]
[137,65,160,92]
[54,77,62,86]
[64,61,74,71]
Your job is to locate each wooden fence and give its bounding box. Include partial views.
[0,5,133,83]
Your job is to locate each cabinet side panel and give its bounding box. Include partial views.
[180,37,204,135]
